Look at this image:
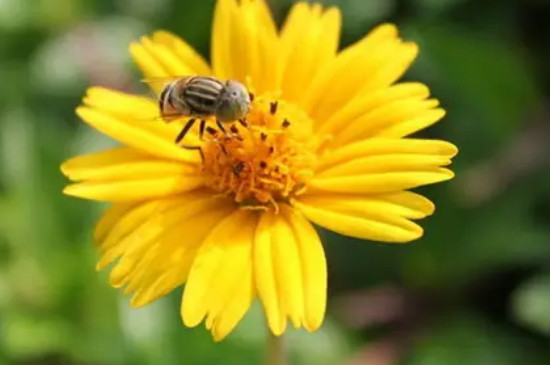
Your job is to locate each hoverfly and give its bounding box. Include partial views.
[150,76,251,145]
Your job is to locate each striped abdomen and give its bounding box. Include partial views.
[181,76,224,116]
[159,76,224,120]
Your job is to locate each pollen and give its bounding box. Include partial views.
[202,95,318,210]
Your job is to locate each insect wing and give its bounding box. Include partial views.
[141,76,189,96]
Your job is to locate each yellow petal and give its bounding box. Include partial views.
[93,202,137,244]
[127,205,235,307]
[298,192,434,221]
[302,24,418,124]
[211,264,254,341]
[97,200,179,272]
[330,99,443,147]
[308,168,454,194]
[81,87,194,143]
[253,211,286,335]
[211,0,235,80]
[300,23,398,112]
[281,206,326,332]
[96,198,181,254]
[374,109,447,138]
[76,104,198,164]
[130,32,210,87]
[61,147,198,182]
[211,0,278,93]
[83,87,160,120]
[181,209,257,331]
[317,154,452,178]
[270,210,304,328]
[254,206,327,335]
[317,82,430,136]
[96,192,218,270]
[63,175,203,202]
[129,40,168,80]
[279,3,341,101]
[151,31,211,76]
[294,196,425,243]
[317,138,458,172]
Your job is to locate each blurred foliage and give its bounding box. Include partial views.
[1,0,550,364]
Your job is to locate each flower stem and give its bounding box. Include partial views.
[267,332,287,365]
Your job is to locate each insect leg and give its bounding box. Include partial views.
[175,118,196,144]
[181,145,204,162]
[199,120,206,141]
[238,118,248,127]
[216,119,227,134]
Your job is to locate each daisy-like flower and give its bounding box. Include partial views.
[62,0,457,341]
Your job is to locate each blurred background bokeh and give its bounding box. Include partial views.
[1,0,550,364]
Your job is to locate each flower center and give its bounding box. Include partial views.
[201,94,317,210]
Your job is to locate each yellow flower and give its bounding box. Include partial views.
[61,0,457,341]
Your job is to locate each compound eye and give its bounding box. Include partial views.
[231,91,238,98]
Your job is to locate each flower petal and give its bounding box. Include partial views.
[269,210,304,328]
[96,191,220,270]
[308,169,454,194]
[281,206,326,332]
[61,147,198,182]
[63,175,203,202]
[299,191,435,220]
[127,205,235,307]
[294,193,431,242]
[317,154,452,177]
[93,202,137,244]
[254,206,327,335]
[301,24,418,124]
[78,88,200,163]
[278,3,341,102]
[181,209,257,337]
[316,82,430,136]
[253,211,286,335]
[330,99,443,147]
[211,0,278,93]
[211,265,254,341]
[317,138,458,172]
[151,31,211,76]
[309,138,456,194]
[130,32,210,86]
[95,200,175,255]
[211,0,235,80]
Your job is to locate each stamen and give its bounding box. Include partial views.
[270,101,278,115]
[233,162,245,177]
[199,120,206,140]
[216,119,227,134]
[201,94,316,211]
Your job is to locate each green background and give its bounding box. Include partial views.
[1,0,550,364]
